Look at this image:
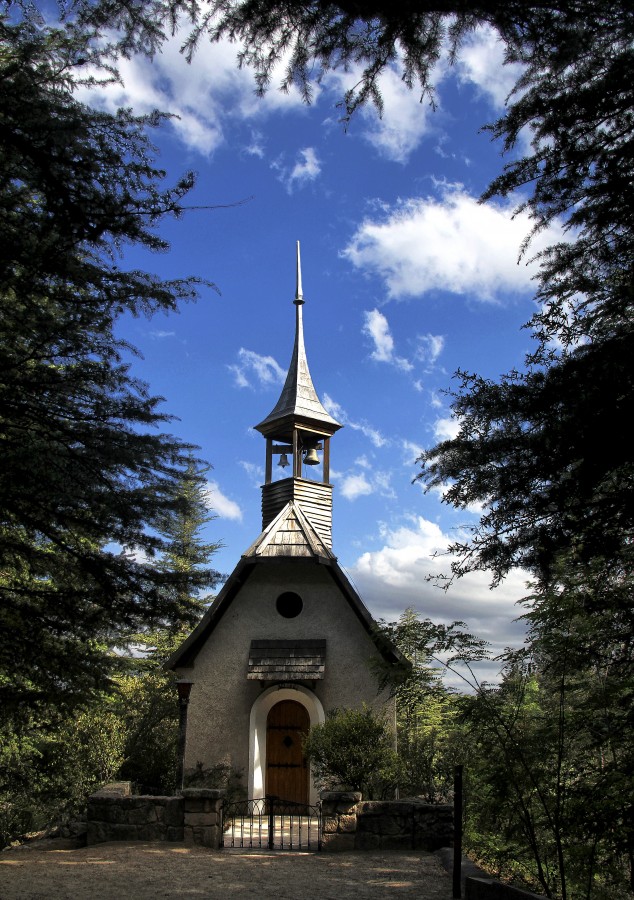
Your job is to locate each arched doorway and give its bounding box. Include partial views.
[265,699,310,805]
[248,685,324,804]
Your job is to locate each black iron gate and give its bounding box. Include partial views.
[221,795,322,851]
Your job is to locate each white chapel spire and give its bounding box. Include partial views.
[254,242,341,433]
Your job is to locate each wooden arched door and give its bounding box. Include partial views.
[266,699,310,806]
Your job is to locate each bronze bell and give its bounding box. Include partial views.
[303,447,320,466]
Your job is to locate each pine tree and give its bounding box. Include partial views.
[117,462,223,794]
[0,17,213,715]
[153,459,224,649]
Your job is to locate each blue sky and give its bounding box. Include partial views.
[79,24,565,684]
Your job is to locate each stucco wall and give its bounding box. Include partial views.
[176,559,393,800]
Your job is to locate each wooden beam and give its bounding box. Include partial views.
[265,438,272,484]
[293,428,301,478]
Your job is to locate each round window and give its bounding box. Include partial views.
[276,591,303,618]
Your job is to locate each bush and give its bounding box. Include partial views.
[303,705,399,799]
[0,705,125,848]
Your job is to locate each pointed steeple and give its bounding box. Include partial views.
[253,242,342,548]
[255,242,341,435]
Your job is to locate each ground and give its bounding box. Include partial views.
[0,839,455,899]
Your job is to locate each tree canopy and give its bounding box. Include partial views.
[0,462,222,844]
[0,16,219,714]
[460,551,634,897]
[117,461,222,795]
[413,3,634,584]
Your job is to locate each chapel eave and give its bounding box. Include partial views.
[254,412,340,441]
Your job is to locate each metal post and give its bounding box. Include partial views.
[176,680,193,791]
[453,764,464,899]
[267,795,275,850]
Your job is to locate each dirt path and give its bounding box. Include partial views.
[0,840,455,899]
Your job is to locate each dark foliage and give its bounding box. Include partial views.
[0,17,215,713]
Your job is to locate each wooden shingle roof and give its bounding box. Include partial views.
[242,500,335,561]
[247,639,326,681]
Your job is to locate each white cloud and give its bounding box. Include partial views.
[274,147,322,193]
[362,309,413,371]
[244,130,266,158]
[325,56,439,163]
[228,348,286,389]
[401,440,424,466]
[343,184,566,302]
[364,309,393,362]
[349,516,530,660]
[149,330,176,339]
[239,460,264,487]
[204,481,243,521]
[338,468,395,502]
[291,147,321,183]
[321,30,518,165]
[77,46,223,155]
[340,473,374,500]
[455,25,524,111]
[77,33,310,156]
[359,68,436,163]
[415,333,445,367]
[323,394,388,448]
[75,24,522,164]
[434,416,460,441]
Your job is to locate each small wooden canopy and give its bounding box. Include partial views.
[247,639,326,681]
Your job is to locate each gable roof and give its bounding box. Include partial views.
[164,506,407,672]
[243,500,335,561]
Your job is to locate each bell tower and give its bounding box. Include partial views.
[254,242,342,548]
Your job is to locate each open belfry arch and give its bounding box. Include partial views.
[167,243,404,806]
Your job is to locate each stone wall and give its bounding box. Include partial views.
[87,785,225,848]
[181,789,224,848]
[87,793,184,844]
[87,785,452,853]
[320,791,453,852]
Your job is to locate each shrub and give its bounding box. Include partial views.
[303,705,399,799]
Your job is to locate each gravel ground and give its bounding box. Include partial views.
[0,839,456,899]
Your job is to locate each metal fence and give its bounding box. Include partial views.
[221,796,322,851]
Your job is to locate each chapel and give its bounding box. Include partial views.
[167,244,403,806]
